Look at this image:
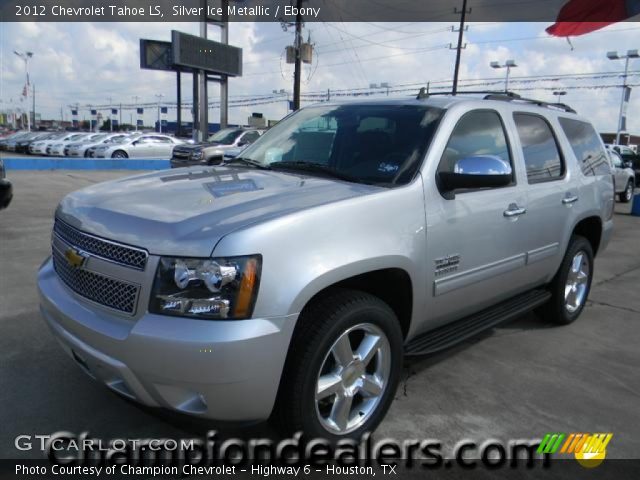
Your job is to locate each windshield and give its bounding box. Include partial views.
[238,104,444,186]
[207,128,243,145]
[108,136,131,144]
[87,134,108,142]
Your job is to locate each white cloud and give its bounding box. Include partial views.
[0,21,638,135]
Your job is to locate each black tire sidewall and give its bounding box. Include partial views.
[286,292,403,441]
[550,236,594,324]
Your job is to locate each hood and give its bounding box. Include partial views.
[56,166,381,257]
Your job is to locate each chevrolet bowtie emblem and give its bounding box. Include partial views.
[64,247,89,268]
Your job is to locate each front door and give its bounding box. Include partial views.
[423,109,531,329]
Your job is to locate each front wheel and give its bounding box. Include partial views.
[111,150,128,159]
[274,290,403,440]
[538,235,594,325]
[619,180,634,203]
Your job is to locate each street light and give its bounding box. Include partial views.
[14,50,33,131]
[107,97,113,132]
[607,49,639,145]
[490,59,517,92]
[155,94,164,133]
[552,91,567,102]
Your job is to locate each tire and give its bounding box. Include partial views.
[538,235,594,325]
[111,150,128,159]
[619,180,634,203]
[273,289,403,441]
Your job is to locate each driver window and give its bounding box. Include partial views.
[437,110,512,177]
[611,153,623,168]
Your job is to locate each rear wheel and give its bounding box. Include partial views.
[273,290,403,440]
[111,150,128,159]
[619,180,634,203]
[538,235,594,325]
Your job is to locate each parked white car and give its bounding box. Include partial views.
[95,134,183,159]
[66,133,130,157]
[46,133,90,156]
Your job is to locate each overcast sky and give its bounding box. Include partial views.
[1,21,639,134]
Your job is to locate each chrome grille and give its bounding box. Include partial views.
[52,248,139,314]
[54,219,148,270]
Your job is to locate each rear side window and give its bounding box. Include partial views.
[438,110,512,176]
[513,113,564,183]
[558,118,610,176]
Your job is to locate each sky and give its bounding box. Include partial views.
[1,20,639,135]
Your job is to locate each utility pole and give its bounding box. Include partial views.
[293,0,303,110]
[451,0,469,95]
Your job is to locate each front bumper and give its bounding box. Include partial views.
[170,156,200,168]
[0,179,13,209]
[38,257,297,421]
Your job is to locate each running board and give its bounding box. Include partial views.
[404,289,551,356]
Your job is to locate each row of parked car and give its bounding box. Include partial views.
[0,127,266,163]
[0,130,185,159]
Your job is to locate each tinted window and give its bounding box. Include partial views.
[437,110,512,178]
[514,114,563,182]
[559,118,610,176]
[241,131,260,144]
[240,104,444,186]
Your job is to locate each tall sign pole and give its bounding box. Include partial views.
[198,0,208,141]
[220,0,229,129]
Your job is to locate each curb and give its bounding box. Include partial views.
[2,157,170,171]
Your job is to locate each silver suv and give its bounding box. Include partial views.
[38,93,614,440]
[607,147,635,202]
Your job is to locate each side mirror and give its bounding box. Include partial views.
[237,141,248,147]
[438,155,512,198]
[624,161,633,169]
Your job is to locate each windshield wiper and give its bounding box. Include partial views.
[269,161,360,183]
[224,157,270,169]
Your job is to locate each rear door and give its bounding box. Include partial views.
[509,112,574,284]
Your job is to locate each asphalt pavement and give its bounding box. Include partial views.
[0,170,638,460]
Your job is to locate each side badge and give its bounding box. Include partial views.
[435,254,460,276]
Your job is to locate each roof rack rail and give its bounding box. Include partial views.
[415,88,576,114]
[416,89,511,99]
[482,92,577,113]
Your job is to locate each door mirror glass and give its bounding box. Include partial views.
[439,155,513,191]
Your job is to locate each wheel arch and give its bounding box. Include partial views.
[571,216,602,256]
[291,263,414,340]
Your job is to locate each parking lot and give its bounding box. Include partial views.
[1,170,639,459]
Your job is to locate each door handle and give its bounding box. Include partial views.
[562,195,579,205]
[503,205,527,217]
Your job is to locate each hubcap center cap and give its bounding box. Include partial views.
[342,361,364,389]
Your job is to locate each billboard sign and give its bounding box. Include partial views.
[171,30,242,77]
[140,39,174,72]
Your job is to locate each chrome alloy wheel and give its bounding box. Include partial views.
[315,323,391,435]
[625,182,634,202]
[564,251,590,313]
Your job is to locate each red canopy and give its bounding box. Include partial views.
[546,0,635,36]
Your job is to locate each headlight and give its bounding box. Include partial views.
[149,255,261,320]
[190,149,204,160]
